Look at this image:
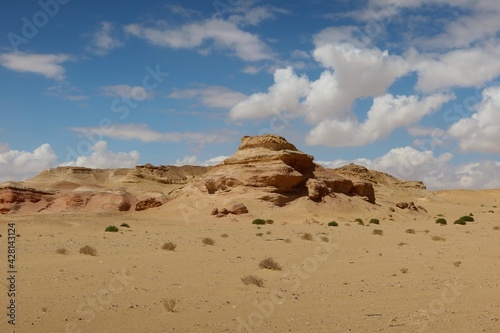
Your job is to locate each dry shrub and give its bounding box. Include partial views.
[241,275,264,287]
[162,298,177,312]
[221,233,229,238]
[320,236,329,242]
[432,236,446,241]
[79,245,97,256]
[56,247,69,255]
[406,229,416,234]
[202,237,215,245]
[400,268,409,274]
[301,233,313,241]
[162,242,177,251]
[453,261,462,267]
[258,257,282,271]
[372,229,383,236]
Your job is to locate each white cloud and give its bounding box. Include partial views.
[0,52,70,80]
[101,85,154,100]
[230,67,310,120]
[448,86,500,153]
[0,143,9,153]
[124,19,273,61]
[62,141,139,169]
[318,146,500,190]
[307,93,454,146]
[46,84,88,101]
[87,21,124,56]
[227,5,289,26]
[166,4,201,18]
[69,124,234,144]
[169,86,247,109]
[175,155,228,166]
[0,144,57,181]
[410,43,500,92]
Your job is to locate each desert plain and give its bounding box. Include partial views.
[0,135,499,333]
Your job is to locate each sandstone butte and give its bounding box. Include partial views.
[0,134,427,215]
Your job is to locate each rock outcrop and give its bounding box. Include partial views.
[135,198,163,211]
[197,135,375,204]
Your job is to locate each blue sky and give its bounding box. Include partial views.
[1,0,500,189]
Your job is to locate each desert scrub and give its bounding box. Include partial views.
[266,219,274,224]
[252,219,266,225]
[400,268,408,274]
[406,229,416,234]
[79,245,97,256]
[105,225,119,232]
[258,257,282,270]
[241,275,264,287]
[355,218,364,225]
[494,226,500,231]
[220,233,229,238]
[56,247,69,255]
[431,236,446,241]
[328,221,338,227]
[120,223,130,228]
[256,233,264,237]
[458,215,475,222]
[162,242,176,251]
[320,236,329,242]
[162,298,177,312]
[369,218,380,225]
[453,261,462,267]
[301,232,313,240]
[454,219,467,225]
[202,237,215,245]
[435,218,447,225]
[372,229,383,235]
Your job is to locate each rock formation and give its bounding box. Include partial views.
[197,135,376,204]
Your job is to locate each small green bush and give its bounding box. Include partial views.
[435,218,447,225]
[459,215,474,222]
[202,237,215,245]
[120,223,130,228]
[266,219,274,224]
[162,242,177,251]
[258,257,282,270]
[354,218,364,225]
[105,225,119,232]
[372,229,383,235]
[369,218,380,225]
[252,219,266,225]
[328,221,338,227]
[454,220,467,225]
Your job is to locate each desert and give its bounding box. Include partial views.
[1,134,499,333]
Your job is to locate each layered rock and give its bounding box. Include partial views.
[0,185,53,214]
[197,135,375,204]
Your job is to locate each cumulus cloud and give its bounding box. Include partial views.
[124,19,273,61]
[448,86,500,153]
[87,21,124,56]
[0,52,70,80]
[62,141,139,169]
[101,85,154,100]
[318,146,500,190]
[169,86,247,109]
[0,144,57,181]
[69,123,234,144]
[307,93,454,146]
[175,155,228,166]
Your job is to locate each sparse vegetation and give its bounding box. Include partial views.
[241,275,264,287]
[355,218,364,225]
[301,233,313,240]
[328,221,338,227]
[453,261,462,267]
[202,237,215,245]
[494,226,500,231]
[369,218,380,225]
[258,257,282,270]
[56,247,69,255]
[436,218,447,225]
[398,242,408,246]
[266,231,272,235]
[320,236,329,242]
[221,233,229,238]
[400,268,408,274]
[252,219,266,225]
[105,225,119,232]
[436,214,445,217]
[266,219,274,224]
[454,219,467,225]
[256,233,264,237]
[79,245,97,256]
[162,242,177,251]
[459,215,475,222]
[284,239,291,243]
[432,236,446,241]
[406,229,416,234]
[120,223,130,228]
[372,229,383,236]
[162,298,177,312]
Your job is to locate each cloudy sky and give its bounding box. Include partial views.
[1,0,500,189]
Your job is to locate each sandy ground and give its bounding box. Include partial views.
[1,189,499,333]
